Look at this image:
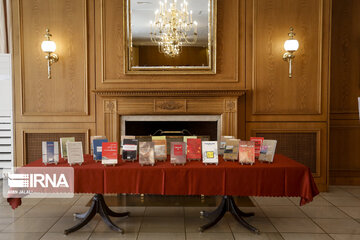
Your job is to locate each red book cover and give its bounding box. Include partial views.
[187,138,202,160]
[102,142,118,164]
[250,137,264,158]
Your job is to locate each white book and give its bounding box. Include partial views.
[42,141,59,165]
[202,141,218,164]
[66,142,84,165]
[259,140,277,163]
[60,137,75,159]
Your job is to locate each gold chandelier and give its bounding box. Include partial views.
[150,0,198,57]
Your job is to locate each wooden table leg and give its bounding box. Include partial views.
[199,195,259,234]
[65,194,130,235]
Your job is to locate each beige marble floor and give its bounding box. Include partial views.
[1,182,360,240]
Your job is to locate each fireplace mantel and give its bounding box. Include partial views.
[95,89,246,144]
[93,89,247,97]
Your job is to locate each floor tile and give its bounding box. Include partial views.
[281,233,332,240]
[0,232,44,240]
[144,207,184,217]
[329,234,360,240]
[253,197,295,206]
[322,196,360,207]
[20,198,43,206]
[234,232,283,240]
[48,215,100,233]
[185,215,231,233]
[270,218,323,233]
[339,207,360,219]
[2,217,58,233]
[320,187,353,198]
[23,204,71,218]
[229,217,277,233]
[313,218,360,234]
[301,206,349,219]
[40,232,91,240]
[261,206,307,218]
[39,197,79,206]
[184,207,216,217]
[186,232,234,240]
[302,196,332,207]
[140,217,184,233]
[0,205,33,218]
[74,195,94,206]
[288,197,301,205]
[89,232,138,239]
[93,216,141,233]
[138,232,185,240]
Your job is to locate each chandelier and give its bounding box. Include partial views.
[150,0,198,57]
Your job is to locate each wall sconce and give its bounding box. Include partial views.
[283,27,299,78]
[41,29,59,79]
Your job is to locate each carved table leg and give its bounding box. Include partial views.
[199,196,259,234]
[65,194,129,235]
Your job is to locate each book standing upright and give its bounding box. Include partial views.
[202,141,218,165]
[42,141,59,165]
[139,142,155,166]
[122,139,138,162]
[60,137,75,159]
[66,142,84,166]
[186,138,202,161]
[102,142,118,165]
[223,139,240,161]
[239,141,255,165]
[170,142,186,165]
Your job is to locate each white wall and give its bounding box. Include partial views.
[0,54,13,173]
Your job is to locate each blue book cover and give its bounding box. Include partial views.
[47,142,55,162]
[93,139,108,160]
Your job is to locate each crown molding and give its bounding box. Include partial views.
[93,89,247,97]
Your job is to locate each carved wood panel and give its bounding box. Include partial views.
[330,0,360,118]
[247,0,330,119]
[18,0,88,116]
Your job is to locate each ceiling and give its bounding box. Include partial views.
[130,0,210,46]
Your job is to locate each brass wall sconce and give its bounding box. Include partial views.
[283,27,299,78]
[41,29,59,79]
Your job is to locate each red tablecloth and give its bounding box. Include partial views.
[7,154,318,209]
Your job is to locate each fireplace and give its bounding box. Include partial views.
[121,115,221,141]
[95,89,245,144]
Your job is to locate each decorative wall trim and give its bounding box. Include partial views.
[94,89,246,97]
[154,100,187,112]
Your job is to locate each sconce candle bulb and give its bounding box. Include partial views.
[41,29,59,79]
[283,27,299,78]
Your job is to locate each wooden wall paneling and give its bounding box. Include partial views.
[15,122,96,167]
[330,0,360,120]
[246,122,328,191]
[12,0,95,122]
[94,0,246,90]
[246,0,331,121]
[329,120,360,185]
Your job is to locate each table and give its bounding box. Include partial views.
[7,154,319,234]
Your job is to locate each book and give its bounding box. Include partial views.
[153,139,167,161]
[170,142,186,165]
[120,135,135,155]
[152,136,166,141]
[202,141,218,164]
[239,141,255,165]
[60,137,75,159]
[90,136,106,155]
[183,136,197,152]
[223,139,240,161]
[219,136,234,155]
[66,142,84,165]
[259,140,277,163]
[122,139,138,161]
[186,138,202,161]
[139,142,155,166]
[102,142,118,165]
[42,141,59,165]
[250,137,264,159]
[93,139,108,161]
